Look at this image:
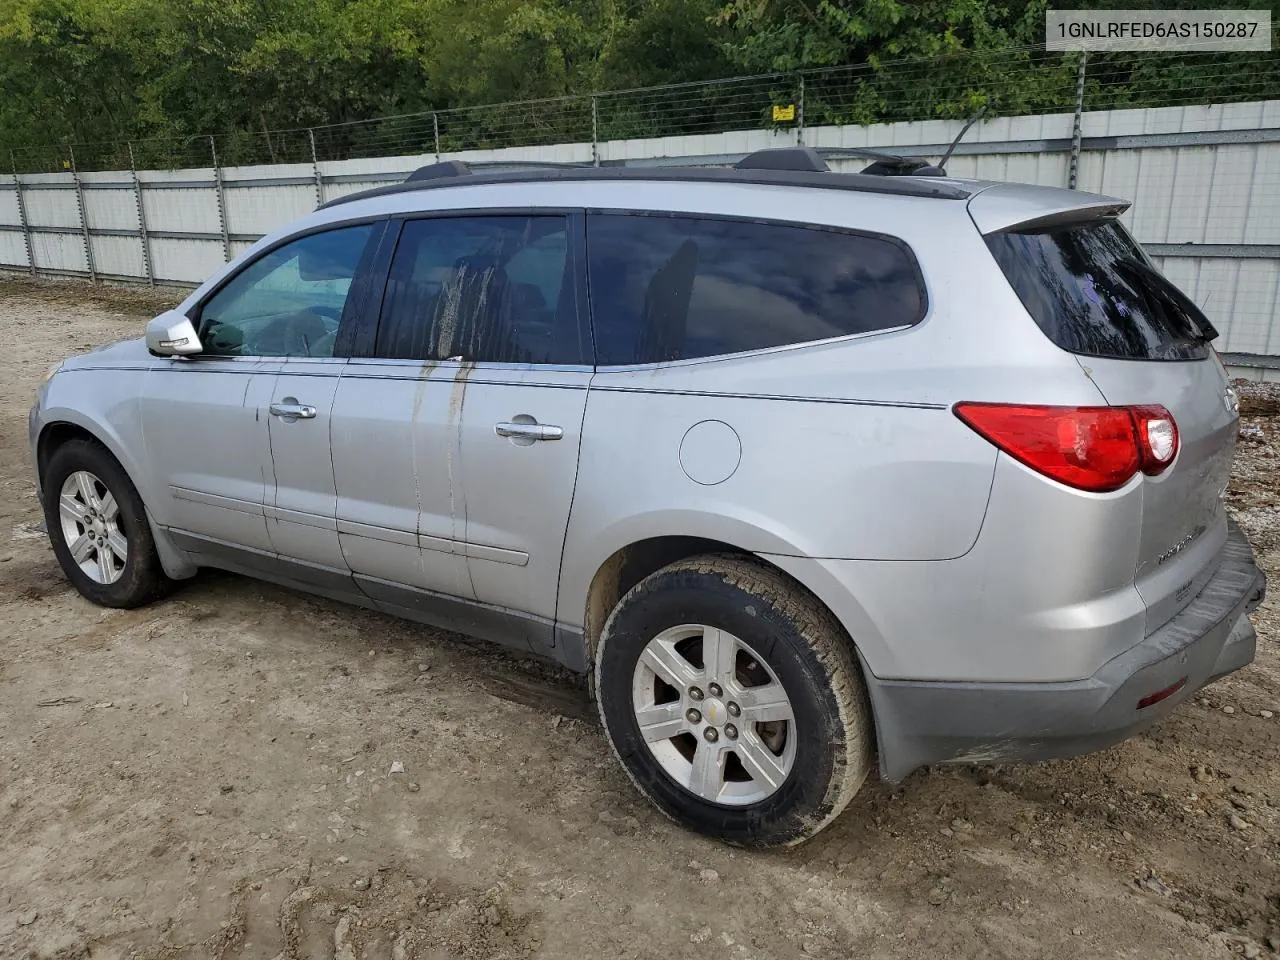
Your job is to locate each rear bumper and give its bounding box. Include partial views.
[867,519,1267,782]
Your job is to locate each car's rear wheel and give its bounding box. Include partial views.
[42,438,172,608]
[595,554,873,847]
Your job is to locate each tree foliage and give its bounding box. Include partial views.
[1,0,1277,170]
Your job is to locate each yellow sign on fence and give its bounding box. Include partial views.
[772,104,796,123]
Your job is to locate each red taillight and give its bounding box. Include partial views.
[954,403,1179,493]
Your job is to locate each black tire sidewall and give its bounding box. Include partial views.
[597,563,850,846]
[42,440,160,608]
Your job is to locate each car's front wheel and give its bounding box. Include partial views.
[42,437,172,608]
[595,554,873,847]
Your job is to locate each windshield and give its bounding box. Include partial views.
[986,219,1215,361]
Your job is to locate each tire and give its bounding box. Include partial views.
[594,553,873,847]
[42,438,173,608]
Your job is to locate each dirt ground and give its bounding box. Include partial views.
[1,276,1278,960]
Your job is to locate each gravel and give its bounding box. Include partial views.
[2,285,1278,960]
[1234,378,1280,417]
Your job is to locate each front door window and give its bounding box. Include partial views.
[197,224,377,358]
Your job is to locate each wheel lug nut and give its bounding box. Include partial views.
[688,686,704,701]
[724,723,738,740]
[727,701,741,717]
[708,682,722,698]
[703,727,719,743]
[686,708,701,724]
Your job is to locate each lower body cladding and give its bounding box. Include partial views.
[861,521,1266,782]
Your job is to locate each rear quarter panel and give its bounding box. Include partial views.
[569,381,994,562]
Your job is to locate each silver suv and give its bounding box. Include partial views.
[29,149,1267,846]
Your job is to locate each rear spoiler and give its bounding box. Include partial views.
[968,183,1130,235]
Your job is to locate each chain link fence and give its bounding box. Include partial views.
[8,40,1280,175]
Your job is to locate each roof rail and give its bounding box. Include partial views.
[396,136,973,193]
[816,148,946,178]
[734,147,829,173]
[405,159,594,182]
[317,161,971,211]
[403,148,946,186]
[821,104,989,178]
[406,160,471,182]
[859,157,946,178]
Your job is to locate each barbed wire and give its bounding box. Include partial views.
[7,40,1280,175]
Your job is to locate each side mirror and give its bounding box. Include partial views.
[146,310,203,357]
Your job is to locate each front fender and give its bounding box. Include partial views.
[35,404,154,511]
[34,389,197,580]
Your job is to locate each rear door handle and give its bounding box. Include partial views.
[269,400,317,420]
[495,420,563,442]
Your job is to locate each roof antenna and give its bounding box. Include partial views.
[937,103,991,174]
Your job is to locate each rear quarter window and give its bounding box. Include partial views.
[986,219,1214,361]
[586,213,925,365]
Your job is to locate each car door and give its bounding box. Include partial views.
[394,213,588,660]
[142,221,383,577]
[140,353,277,556]
[330,217,475,610]
[440,213,592,656]
[334,211,592,657]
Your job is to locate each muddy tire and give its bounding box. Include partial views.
[594,553,873,847]
[42,438,172,608]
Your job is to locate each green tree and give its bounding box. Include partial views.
[1,0,1278,171]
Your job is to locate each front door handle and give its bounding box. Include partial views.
[495,419,563,442]
[269,399,317,420]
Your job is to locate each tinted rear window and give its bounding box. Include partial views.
[986,220,1214,361]
[586,214,924,365]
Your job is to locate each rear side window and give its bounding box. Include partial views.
[375,215,588,365]
[586,214,925,365]
[986,220,1215,361]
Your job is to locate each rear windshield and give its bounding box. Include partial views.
[986,220,1215,361]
